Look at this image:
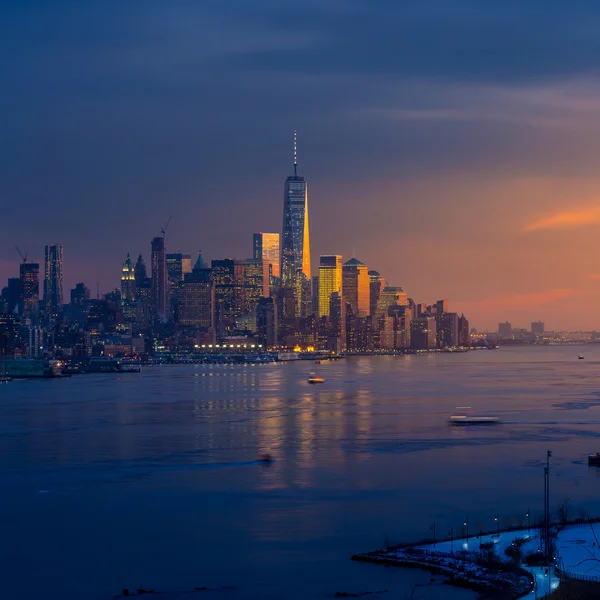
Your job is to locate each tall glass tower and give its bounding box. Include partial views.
[281,131,311,317]
[44,244,63,321]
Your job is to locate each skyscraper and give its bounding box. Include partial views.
[20,262,39,322]
[281,131,311,316]
[44,244,63,321]
[318,255,342,317]
[342,258,370,317]
[244,258,270,314]
[166,253,192,286]
[253,233,280,278]
[151,237,167,320]
[121,254,137,322]
[178,252,214,329]
[211,259,245,331]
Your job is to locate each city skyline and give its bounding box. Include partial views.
[5,2,600,330]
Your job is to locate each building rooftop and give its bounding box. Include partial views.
[344,258,366,267]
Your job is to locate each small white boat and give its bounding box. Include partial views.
[449,412,499,425]
[308,376,325,384]
[579,354,584,360]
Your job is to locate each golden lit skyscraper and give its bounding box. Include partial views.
[281,131,311,318]
[342,258,370,317]
[318,255,342,317]
[253,233,280,278]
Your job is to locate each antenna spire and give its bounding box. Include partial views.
[293,130,297,176]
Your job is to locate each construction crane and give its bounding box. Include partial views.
[15,245,28,263]
[161,216,172,238]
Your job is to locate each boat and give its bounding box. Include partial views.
[579,354,584,360]
[449,412,499,425]
[588,453,600,465]
[308,376,325,384]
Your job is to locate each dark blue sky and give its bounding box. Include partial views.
[4,1,600,329]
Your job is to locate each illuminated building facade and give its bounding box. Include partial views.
[120,254,136,322]
[318,255,342,317]
[212,259,245,331]
[178,253,214,329]
[281,132,311,316]
[244,258,269,314]
[410,317,436,350]
[256,297,277,347]
[253,233,280,279]
[44,244,63,322]
[369,271,385,318]
[20,262,39,322]
[342,258,370,317]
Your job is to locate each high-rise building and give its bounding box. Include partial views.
[244,258,270,313]
[70,283,90,305]
[318,255,342,317]
[329,291,346,351]
[256,297,278,347]
[498,322,512,338]
[253,233,280,279]
[342,258,370,317]
[458,314,470,346]
[2,278,21,315]
[178,252,214,329]
[166,253,192,286]
[368,271,385,318]
[531,321,545,335]
[410,317,436,350]
[436,311,458,348]
[121,254,137,322]
[151,237,167,320]
[134,254,148,284]
[281,131,311,317]
[376,286,408,318]
[20,262,39,322]
[44,244,64,321]
[134,254,152,328]
[212,259,245,331]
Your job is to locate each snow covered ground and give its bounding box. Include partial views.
[416,528,560,598]
[556,523,600,580]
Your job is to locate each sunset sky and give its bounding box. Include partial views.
[3,1,600,331]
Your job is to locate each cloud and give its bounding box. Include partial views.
[588,273,600,280]
[523,208,600,232]
[459,288,583,311]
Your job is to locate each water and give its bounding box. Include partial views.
[3,346,600,599]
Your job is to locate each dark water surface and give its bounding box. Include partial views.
[3,346,600,599]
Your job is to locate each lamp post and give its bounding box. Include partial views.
[526,509,530,533]
[495,512,500,537]
[464,517,469,543]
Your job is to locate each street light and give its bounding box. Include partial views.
[526,509,530,533]
[495,512,500,537]
[464,517,469,543]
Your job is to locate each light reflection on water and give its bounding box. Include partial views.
[4,347,600,598]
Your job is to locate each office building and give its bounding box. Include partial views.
[151,237,167,319]
[244,258,269,314]
[318,255,342,317]
[256,297,278,347]
[178,253,214,329]
[166,253,192,286]
[44,244,63,321]
[458,314,470,346]
[121,254,137,322]
[368,270,385,318]
[342,258,370,317]
[212,259,245,331]
[20,262,39,322]
[531,321,545,335]
[410,317,437,350]
[376,286,408,318]
[253,233,280,278]
[281,131,311,317]
[436,311,458,348]
[498,322,512,338]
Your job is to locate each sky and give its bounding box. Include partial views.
[4,1,600,331]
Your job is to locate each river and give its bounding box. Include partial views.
[3,346,600,599]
